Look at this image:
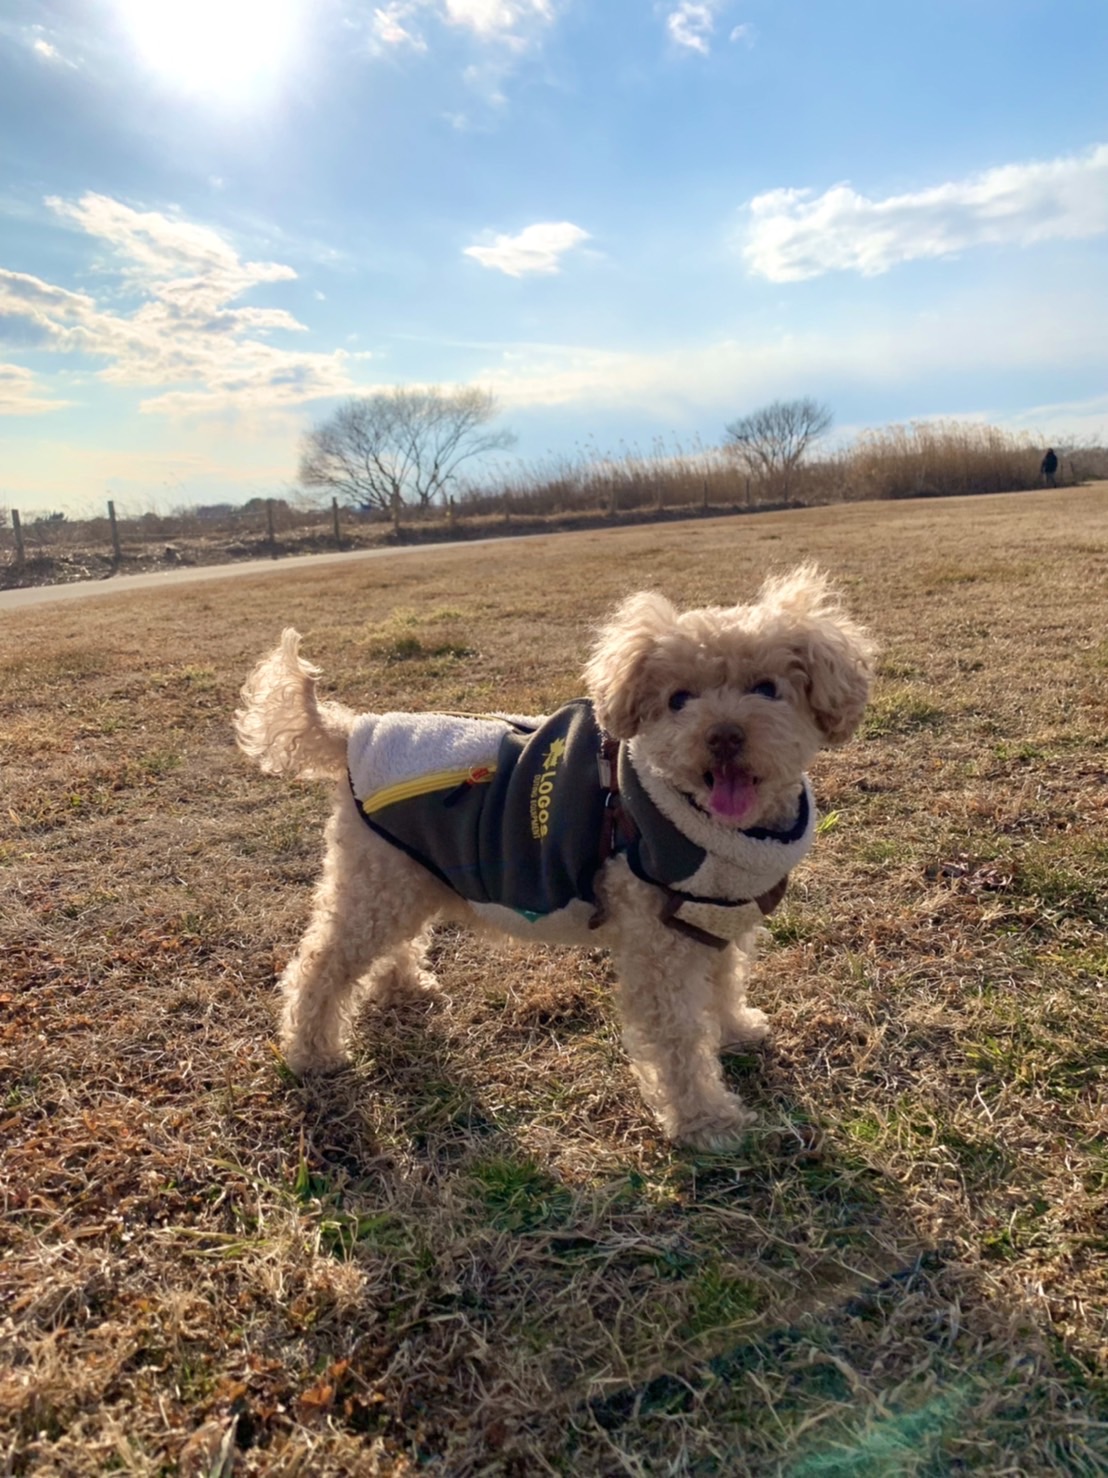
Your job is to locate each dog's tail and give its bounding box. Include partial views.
[234,629,353,780]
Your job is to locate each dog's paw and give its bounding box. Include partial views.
[719,1006,770,1051]
[280,1037,348,1076]
[369,960,441,1007]
[672,1098,757,1151]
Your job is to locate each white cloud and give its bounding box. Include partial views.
[0,362,69,416]
[26,27,77,68]
[666,3,714,54]
[462,281,1108,415]
[743,143,1108,282]
[366,0,554,53]
[369,3,428,52]
[998,390,1108,446]
[443,0,553,42]
[0,194,360,417]
[464,221,590,277]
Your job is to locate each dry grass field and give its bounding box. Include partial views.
[2,486,1106,1476]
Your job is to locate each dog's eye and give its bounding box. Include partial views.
[668,690,694,712]
[750,680,778,700]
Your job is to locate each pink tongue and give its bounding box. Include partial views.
[709,766,757,820]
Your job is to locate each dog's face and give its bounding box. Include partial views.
[584,565,876,831]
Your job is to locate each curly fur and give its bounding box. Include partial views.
[235,566,875,1150]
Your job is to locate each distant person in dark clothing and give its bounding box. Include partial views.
[1040,448,1058,488]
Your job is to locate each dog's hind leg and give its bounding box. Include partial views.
[366,930,440,1007]
[278,802,446,1074]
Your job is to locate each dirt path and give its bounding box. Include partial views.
[0,531,545,611]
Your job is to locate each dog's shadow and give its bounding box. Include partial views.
[278,948,886,1255]
[273,977,1056,1475]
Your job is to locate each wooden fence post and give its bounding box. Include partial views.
[331,497,341,546]
[107,500,122,564]
[11,508,25,565]
[266,498,276,556]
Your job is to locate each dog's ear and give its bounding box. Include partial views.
[584,591,679,739]
[797,622,875,744]
[759,565,877,746]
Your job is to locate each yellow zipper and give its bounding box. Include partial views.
[358,762,496,814]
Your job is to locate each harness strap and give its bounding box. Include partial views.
[588,732,790,941]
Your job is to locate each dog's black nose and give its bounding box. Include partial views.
[706,723,744,762]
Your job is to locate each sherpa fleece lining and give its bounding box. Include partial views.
[622,742,816,903]
[348,712,506,812]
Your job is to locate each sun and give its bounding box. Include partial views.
[116,0,301,99]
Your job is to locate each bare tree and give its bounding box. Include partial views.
[299,386,516,527]
[723,398,832,499]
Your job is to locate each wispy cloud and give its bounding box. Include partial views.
[666,3,714,54]
[443,0,554,43]
[0,362,69,416]
[463,277,1108,414]
[743,143,1108,282]
[666,2,746,55]
[367,0,554,54]
[0,194,360,417]
[464,221,590,276]
[369,3,429,52]
[23,25,79,68]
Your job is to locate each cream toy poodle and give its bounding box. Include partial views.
[235,564,874,1149]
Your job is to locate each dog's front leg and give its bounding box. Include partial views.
[613,921,757,1151]
[711,939,770,1051]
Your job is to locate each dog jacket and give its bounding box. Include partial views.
[348,699,815,942]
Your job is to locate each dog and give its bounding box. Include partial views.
[235,564,875,1149]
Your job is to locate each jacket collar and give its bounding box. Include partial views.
[616,740,816,907]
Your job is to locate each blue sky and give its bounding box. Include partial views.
[1,0,1107,515]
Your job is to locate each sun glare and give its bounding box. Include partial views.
[117,0,300,99]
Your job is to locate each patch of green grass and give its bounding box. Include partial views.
[320,1210,412,1259]
[938,1129,1013,1185]
[787,1393,965,1478]
[863,686,946,738]
[929,567,985,586]
[842,1113,884,1146]
[1040,1043,1108,1097]
[855,837,914,865]
[291,1157,421,1259]
[396,607,468,624]
[683,1261,764,1338]
[4,1074,40,1110]
[374,633,475,663]
[408,1077,498,1138]
[993,740,1046,763]
[468,1154,572,1232]
[139,747,184,776]
[180,664,219,689]
[768,908,827,945]
[878,657,924,680]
